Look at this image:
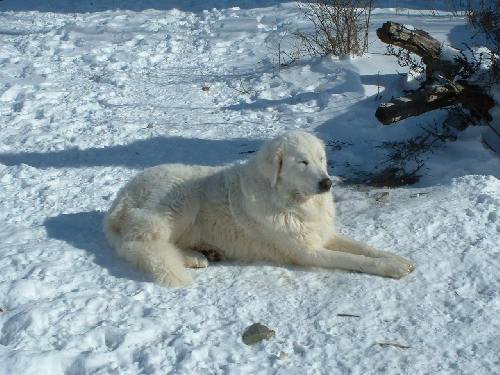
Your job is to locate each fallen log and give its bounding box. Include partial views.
[376,21,460,81]
[376,81,494,125]
[375,21,495,125]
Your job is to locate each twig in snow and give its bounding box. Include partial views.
[379,342,410,349]
[231,77,257,95]
[336,313,360,317]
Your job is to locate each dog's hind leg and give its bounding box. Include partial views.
[118,239,193,287]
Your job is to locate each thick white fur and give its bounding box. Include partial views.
[104,131,414,286]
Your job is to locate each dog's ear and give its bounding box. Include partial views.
[259,141,283,187]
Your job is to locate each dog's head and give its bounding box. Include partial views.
[257,131,332,199]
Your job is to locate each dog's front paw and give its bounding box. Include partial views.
[392,255,415,272]
[381,258,414,279]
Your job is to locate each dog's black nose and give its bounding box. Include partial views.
[319,178,332,192]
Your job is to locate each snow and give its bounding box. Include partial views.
[1,0,499,374]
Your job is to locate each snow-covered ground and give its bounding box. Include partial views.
[1,0,499,374]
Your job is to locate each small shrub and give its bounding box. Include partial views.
[372,123,455,186]
[385,45,426,82]
[348,123,456,187]
[453,43,500,85]
[294,0,374,57]
[266,31,306,73]
[466,0,500,55]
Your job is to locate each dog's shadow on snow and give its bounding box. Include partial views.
[43,210,289,284]
[44,210,152,283]
[43,210,269,284]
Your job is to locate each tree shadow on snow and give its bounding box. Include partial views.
[0,0,290,13]
[0,136,261,169]
[313,72,410,184]
[44,210,150,283]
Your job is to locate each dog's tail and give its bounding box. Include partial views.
[117,239,193,287]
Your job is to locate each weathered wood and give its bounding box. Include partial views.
[376,81,494,125]
[376,85,459,124]
[377,21,442,62]
[377,21,459,80]
[376,22,495,125]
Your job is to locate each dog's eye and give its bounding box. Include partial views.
[299,161,309,166]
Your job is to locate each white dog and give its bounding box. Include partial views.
[104,131,414,286]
